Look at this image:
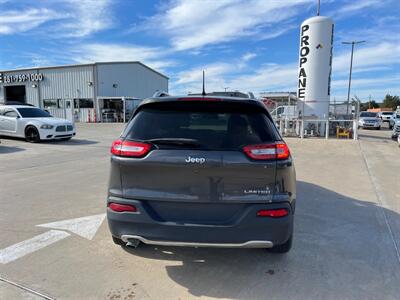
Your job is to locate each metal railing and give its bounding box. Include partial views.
[274,118,357,140]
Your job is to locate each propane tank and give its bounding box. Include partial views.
[297,16,334,118]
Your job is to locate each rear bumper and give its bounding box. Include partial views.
[107,196,294,247]
[121,235,273,248]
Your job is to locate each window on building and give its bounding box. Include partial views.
[74,99,94,109]
[43,99,62,108]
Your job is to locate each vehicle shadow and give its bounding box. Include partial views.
[0,136,25,142]
[121,181,400,299]
[0,136,98,146]
[41,139,99,145]
[0,145,25,154]
[358,133,391,142]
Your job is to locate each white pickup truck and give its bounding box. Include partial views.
[270,105,298,120]
[390,113,400,146]
[379,111,394,124]
[389,113,400,129]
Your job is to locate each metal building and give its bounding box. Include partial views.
[0,61,168,122]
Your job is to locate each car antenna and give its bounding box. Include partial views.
[202,70,206,96]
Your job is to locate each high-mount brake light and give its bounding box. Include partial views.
[111,139,151,157]
[179,97,221,101]
[243,142,290,160]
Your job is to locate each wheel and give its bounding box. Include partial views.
[377,126,381,130]
[25,126,40,143]
[269,234,293,253]
[112,236,126,246]
[389,124,393,129]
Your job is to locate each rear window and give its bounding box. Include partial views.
[123,102,279,150]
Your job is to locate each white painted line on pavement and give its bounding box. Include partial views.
[359,141,400,264]
[0,275,55,300]
[37,213,106,240]
[0,230,70,264]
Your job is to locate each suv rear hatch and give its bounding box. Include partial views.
[114,100,285,224]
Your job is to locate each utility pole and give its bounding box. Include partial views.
[342,40,366,116]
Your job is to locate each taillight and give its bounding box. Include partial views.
[108,202,137,212]
[276,142,290,159]
[257,208,289,218]
[243,142,290,160]
[243,144,276,160]
[111,139,151,157]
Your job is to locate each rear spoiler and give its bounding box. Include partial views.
[152,91,169,97]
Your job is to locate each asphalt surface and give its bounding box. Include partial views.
[0,123,399,300]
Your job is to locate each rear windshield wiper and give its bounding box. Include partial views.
[145,138,202,147]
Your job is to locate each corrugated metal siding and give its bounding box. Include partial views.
[96,63,168,99]
[1,63,167,108]
[40,66,94,100]
[47,108,95,122]
[0,70,40,106]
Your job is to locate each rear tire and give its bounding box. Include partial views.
[112,236,126,246]
[377,126,381,130]
[25,126,40,143]
[269,234,292,253]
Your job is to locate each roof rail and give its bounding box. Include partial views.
[153,91,169,97]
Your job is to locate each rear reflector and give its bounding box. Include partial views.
[111,139,151,157]
[108,203,137,212]
[243,142,290,160]
[257,208,289,218]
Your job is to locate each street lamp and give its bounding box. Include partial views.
[342,40,366,116]
[223,87,229,92]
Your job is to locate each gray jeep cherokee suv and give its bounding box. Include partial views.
[107,95,296,253]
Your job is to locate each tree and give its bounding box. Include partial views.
[382,94,400,110]
[360,100,380,111]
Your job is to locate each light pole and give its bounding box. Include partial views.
[342,40,365,116]
[223,87,229,92]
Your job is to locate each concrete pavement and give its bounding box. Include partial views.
[0,123,399,299]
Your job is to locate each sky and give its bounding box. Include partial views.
[0,0,399,102]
